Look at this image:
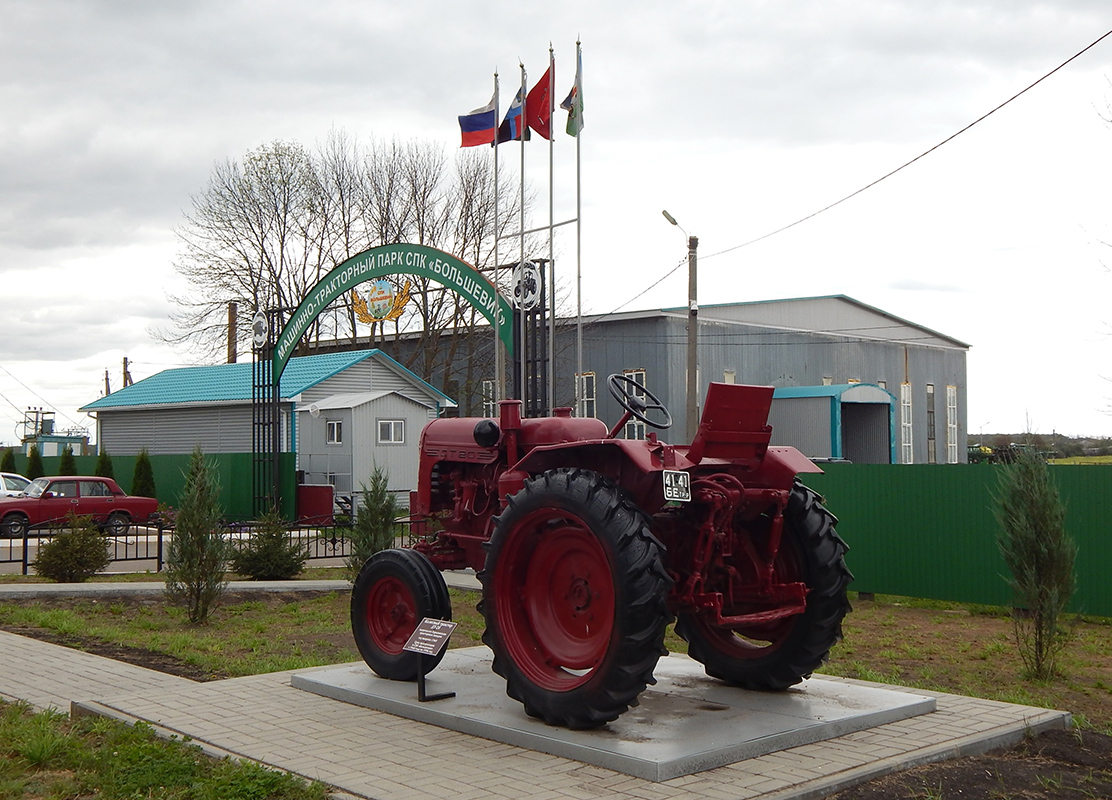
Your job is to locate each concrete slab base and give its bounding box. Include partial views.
[292,647,935,781]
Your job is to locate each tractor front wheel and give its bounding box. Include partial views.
[676,479,852,690]
[480,468,672,729]
[351,548,452,681]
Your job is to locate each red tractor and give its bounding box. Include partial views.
[351,376,852,729]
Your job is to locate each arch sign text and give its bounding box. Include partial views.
[273,243,513,378]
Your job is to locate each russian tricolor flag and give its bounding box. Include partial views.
[458,93,497,147]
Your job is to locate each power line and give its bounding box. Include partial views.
[0,364,85,430]
[602,26,1112,315]
[701,26,1112,264]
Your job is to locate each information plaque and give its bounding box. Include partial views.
[403,618,458,702]
[403,618,457,656]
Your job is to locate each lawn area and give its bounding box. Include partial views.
[0,699,326,800]
[1,584,1110,733]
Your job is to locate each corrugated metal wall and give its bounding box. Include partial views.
[351,394,427,496]
[97,405,261,455]
[297,408,353,493]
[769,397,833,458]
[299,360,416,402]
[804,464,1112,617]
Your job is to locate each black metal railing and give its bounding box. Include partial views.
[1,520,360,577]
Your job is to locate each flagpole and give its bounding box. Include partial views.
[493,70,503,403]
[574,41,584,415]
[546,45,556,415]
[518,63,527,411]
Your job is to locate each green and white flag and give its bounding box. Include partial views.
[560,47,583,136]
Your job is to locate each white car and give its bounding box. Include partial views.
[0,472,31,497]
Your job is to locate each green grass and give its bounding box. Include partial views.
[0,591,361,678]
[3,577,1111,735]
[0,700,326,800]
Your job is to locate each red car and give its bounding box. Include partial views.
[0,476,158,537]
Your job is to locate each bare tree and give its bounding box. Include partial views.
[162,140,334,358]
[158,131,537,375]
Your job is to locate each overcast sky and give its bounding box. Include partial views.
[3,0,1112,447]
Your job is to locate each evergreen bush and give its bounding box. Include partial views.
[230,506,306,580]
[94,449,115,479]
[58,445,77,475]
[0,447,16,473]
[345,464,398,581]
[164,447,229,624]
[32,513,111,583]
[26,446,44,480]
[131,448,156,498]
[994,446,1077,680]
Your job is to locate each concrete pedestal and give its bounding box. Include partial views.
[293,647,934,781]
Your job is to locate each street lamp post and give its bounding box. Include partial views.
[662,211,700,440]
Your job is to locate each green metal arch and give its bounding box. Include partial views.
[273,243,513,379]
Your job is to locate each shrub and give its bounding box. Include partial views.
[131,448,156,498]
[94,449,115,479]
[230,506,306,580]
[32,513,111,583]
[994,446,1077,680]
[26,445,44,479]
[1,447,16,473]
[345,464,398,580]
[164,447,229,624]
[58,445,77,475]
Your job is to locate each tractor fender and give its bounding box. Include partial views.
[749,445,824,487]
[512,439,654,480]
[510,439,669,511]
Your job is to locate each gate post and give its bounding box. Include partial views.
[252,309,282,517]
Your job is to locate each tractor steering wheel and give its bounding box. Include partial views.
[607,374,673,430]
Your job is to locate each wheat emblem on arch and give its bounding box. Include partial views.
[351,279,411,323]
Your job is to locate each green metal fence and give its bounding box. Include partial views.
[7,452,296,521]
[803,464,1112,617]
[8,452,1108,615]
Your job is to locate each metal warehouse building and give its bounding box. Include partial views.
[383,294,968,464]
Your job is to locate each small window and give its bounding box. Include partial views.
[481,379,496,418]
[622,369,647,440]
[326,420,343,445]
[900,383,913,464]
[577,372,596,418]
[378,419,405,444]
[822,376,834,386]
[946,385,959,464]
[877,380,887,390]
[926,384,936,464]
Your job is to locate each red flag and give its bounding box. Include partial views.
[525,66,553,140]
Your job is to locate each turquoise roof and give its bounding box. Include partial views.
[773,384,894,401]
[81,350,448,411]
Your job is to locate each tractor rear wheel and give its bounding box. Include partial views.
[480,468,672,729]
[351,548,452,681]
[676,479,852,690]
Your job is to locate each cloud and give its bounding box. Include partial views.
[887,280,964,292]
[1,0,1111,441]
